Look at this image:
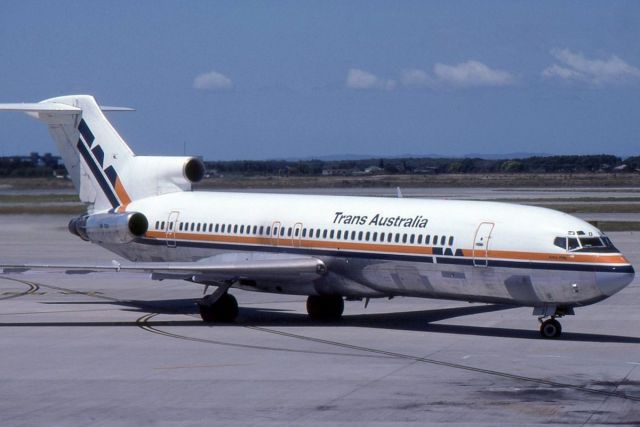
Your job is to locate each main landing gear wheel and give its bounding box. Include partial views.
[539,318,562,338]
[306,295,344,321]
[198,293,239,323]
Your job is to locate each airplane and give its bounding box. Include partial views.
[0,95,635,338]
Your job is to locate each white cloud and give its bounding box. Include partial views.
[433,60,516,87]
[193,70,233,90]
[542,49,640,85]
[400,68,435,88]
[346,68,396,91]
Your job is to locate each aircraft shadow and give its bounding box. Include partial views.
[9,297,640,344]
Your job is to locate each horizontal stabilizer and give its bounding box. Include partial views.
[0,103,133,113]
[0,103,81,113]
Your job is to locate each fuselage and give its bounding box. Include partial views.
[97,191,634,309]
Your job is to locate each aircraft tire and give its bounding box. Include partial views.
[539,318,562,338]
[306,295,344,321]
[199,293,239,323]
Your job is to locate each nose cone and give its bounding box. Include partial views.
[596,265,635,297]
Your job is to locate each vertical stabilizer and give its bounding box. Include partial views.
[0,95,135,212]
[0,95,204,213]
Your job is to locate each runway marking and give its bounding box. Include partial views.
[0,277,40,300]
[3,276,639,403]
[136,313,395,360]
[246,325,640,403]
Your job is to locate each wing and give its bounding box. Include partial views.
[1,253,327,283]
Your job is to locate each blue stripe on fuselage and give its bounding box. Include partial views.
[133,236,633,274]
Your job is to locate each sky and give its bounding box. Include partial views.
[0,1,639,160]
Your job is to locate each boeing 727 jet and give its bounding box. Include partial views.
[0,95,635,338]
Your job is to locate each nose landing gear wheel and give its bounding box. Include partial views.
[539,318,562,338]
[198,293,239,323]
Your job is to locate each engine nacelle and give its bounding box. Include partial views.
[68,212,148,244]
[120,156,205,198]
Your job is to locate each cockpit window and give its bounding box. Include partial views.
[568,238,580,250]
[579,237,605,249]
[553,237,567,249]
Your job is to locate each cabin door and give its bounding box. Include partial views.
[166,211,180,248]
[292,222,303,248]
[472,222,494,267]
[271,221,282,247]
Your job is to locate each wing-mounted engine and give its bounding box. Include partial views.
[69,212,148,244]
[118,156,205,199]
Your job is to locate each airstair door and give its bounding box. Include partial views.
[472,222,494,267]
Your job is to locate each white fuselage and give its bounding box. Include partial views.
[97,191,634,309]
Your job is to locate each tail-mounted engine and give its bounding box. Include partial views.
[69,212,148,244]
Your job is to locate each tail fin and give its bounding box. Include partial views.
[0,95,204,213]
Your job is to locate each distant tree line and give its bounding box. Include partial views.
[1,153,638,178]
[205,154,640,177]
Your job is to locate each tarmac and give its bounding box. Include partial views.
[1,214,639,426]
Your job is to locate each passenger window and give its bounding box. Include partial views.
[294,228,299,237]
[197,223,201,232]
[410,234,415,244]
[330,230,334,239]
[221,224,226,233]
[380,232,385,242]
[336,230,342,239]
[259,226,264,235]
[365,232,370,241]
[425,235,430,245]
[402,234,407,243]
[233,225,238,233]
[302,229,307,238]
[449,236,454,246]
[215,224,220,232]
[395,234,400,243]
[266,226,271,235]
[281,227,286,236]
[170,223,174,230]
[239,225,244,234]
[358,231,363,240]
[373,232,378,242]
[191,223,195,232]
[155,221,160,229]
[441,236,446,246]
[433,235,438,245]
[388,234,393,243]
[417,235,422,244]
[316,229,321,238]
[351,231,356,240]
[160,221,165,230]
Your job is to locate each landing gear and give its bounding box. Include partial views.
[534,305,573,339]
[198,293,239,323]
[306,295,344,321]
[539,318,562,338]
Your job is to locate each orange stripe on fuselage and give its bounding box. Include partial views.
[143,230,628,265]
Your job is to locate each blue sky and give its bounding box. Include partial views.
[1,1,639,160]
